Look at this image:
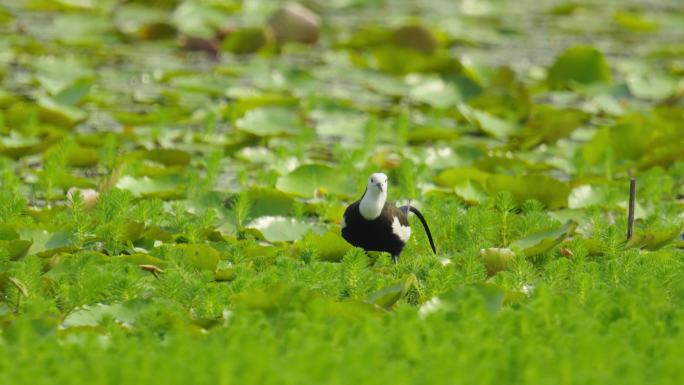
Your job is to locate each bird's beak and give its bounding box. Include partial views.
[376,183,384,192]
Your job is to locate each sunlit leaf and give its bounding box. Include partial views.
[392,25,439,54]
[301,230,352,262]
[479,248,515,276]
[37,97,87,127]
[453,179,488,204]
[433,167,490,188]
[276,164,355,198]
[176,244,220,271]
[510,220,578,256]
[62,301,145,328]
[458,104,518,139]
[627,75,676,100]
[614,11,659,32]
[235,107,301,137]
[173,1,230,39]
[221,27,270,54]
[625,226,683,251]
[366,274,417,310]
[0,239,32,260]
[142,149,191,167]
[547,45,611,89]
[246,216,324,243]
[116,175,185,199]
[485,174,570,209]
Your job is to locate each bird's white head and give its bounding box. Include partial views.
[359,172,388,220]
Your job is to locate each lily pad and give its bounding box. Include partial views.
[433,167,490,188]
[0,239,33,260]
[221,27,270,54]
[479,248,515,276]
[175,244,220,271]
[485,174,571,209]
[116,175,186,199]
[142,149,192,167]
[547,45,612,89]
[276,164,354,198]
[37,97,87,127]
[458,104,518,139]
[62,301,145,328]
[510,220,578,257]
[366,274,417,310]
[625,226,683,251]
[235,107,301,137]
[301,230,352,262]
[246,216,324,243]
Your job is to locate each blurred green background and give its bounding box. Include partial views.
[1,1,684,384]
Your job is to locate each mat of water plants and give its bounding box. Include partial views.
[1,0,684,384]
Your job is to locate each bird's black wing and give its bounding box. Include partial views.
[386,203,410,226]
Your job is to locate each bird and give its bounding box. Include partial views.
[340,172,436,263]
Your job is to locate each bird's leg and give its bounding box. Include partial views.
[392,255,398,264]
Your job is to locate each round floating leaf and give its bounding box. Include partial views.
[120,253,166,267]
[62,301,144,328]
[221,27,270,54]
[479,248,515,276]
[433,167,491,188]
[115,5,176,40]
[0,225,19,241]
[614,11,659,32]
[142,149,191,167]
[0,135,53,159]
[243,187,295,220]
[625,225,683,251]
[485,174,570,209]
[547,45,612,89]
[235,107,301,137]
[172,1,230,38]
[366,274,417,310]
[176,244,220,271]
[37,97,87,127]
[276,164,354,198]
[458,104,518,139]
[301,230,352,262]
[516,105,589,148]
[407,127,460,143]
[409,77,461,109]
[0,239,32,260]
[246,216,324,243]
[116,175,185,199]
[312,110,367,140]
[371,47,462,76]
[510,221,578,257]
[627,75,676,100]
[392,25,438,54]
[453,180,488,205]
[65,145,99,167]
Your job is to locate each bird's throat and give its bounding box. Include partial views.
[359,191,386,220]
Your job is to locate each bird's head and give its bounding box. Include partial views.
[359,172,388,220]
[368,172,388,194]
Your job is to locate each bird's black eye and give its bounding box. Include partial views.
[371,178,374,183]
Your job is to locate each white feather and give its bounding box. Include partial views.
[340,216,346,229]
[391,216,411,243]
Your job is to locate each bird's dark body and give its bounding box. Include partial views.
[341,201,409,257]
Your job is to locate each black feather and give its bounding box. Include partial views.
[400,205,437,254]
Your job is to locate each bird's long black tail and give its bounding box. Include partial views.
[400,205,437,254]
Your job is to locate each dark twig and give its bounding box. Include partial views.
[627,178,636,241]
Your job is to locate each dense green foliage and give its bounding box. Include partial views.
[1,0,684,384]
